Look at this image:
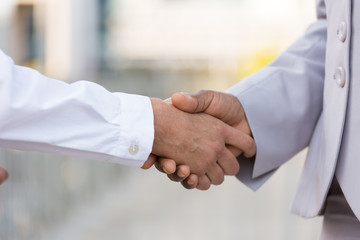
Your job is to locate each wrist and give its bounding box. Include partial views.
[150,98,170,156]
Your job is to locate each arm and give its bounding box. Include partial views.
[165,0,327,190]
[0,50,154,167]
[227,0,327,190]
[0,50,252,188]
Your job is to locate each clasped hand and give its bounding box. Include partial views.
[144,90,256,190]
[0,90,255,188]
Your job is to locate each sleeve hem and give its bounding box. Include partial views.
[110,93,154,163]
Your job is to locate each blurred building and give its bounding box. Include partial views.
[3,0,99,81]
[1,0,315,86]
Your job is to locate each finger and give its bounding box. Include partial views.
[0,166,9,185]
[205,163,225,185]
[141,154,157,169]
[157,158,177,174]
[176,165,190,179]
[196,175,211,190]
[155,161,165,173]
[167,165,190,182]
[226,145,242,158]
[172,91,244,126]
[181,174,199,189]
[223,125,257,158]
[217,148,240,176]
[171,91,214,113]
[167,174,182,182]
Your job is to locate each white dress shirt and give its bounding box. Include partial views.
[0,49,154,167]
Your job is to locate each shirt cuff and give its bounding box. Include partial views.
[226,85,278,189]
[110,93,154,167]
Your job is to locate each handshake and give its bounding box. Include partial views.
[143,90,256,190]
[0,90,256,189]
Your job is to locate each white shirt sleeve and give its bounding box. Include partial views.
[0,50,154,167]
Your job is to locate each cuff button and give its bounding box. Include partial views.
[129,145,139,155]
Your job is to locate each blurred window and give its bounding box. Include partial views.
[13,3,40,66]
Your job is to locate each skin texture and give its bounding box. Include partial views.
[148,97,255,190]
[153,90,255,190]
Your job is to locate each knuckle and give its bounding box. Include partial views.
[193,164,206,176]
[224,161,240,176]
[216,122,226,135]
[224,168,233,175]
[196,90,215,112]
[212,142,224,155]
[198,184,211,191]
[206,90,215,102]
[167,174,181,182]
[245,137,255,151]
[199,89,215,99]
[213,175,224,186]
[197,169,206,176]
[219,176,225,185]
[182,182,195,190]
[193,159,207,175]
[203,151,217,167]
[231,162,240,175]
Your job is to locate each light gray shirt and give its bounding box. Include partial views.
[227,0,360,220]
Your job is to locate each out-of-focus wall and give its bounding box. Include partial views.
[108,0,314,59]
[0,0,323,240]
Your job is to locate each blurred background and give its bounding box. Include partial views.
[0,0,322,239]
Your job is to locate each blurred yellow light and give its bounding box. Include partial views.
[236,48,280,82]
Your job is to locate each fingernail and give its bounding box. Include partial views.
[179,92,191,98]
[178,172,185,178]
[187,180,194,185]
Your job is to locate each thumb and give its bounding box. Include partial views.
[172,90,244,126]
[171,90,215,113]
[141,154,157,170]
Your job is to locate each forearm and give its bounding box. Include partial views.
[0,51,154,166]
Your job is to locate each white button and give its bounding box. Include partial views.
[337,21,347,42]
[333,67,346,88]
[129,145,139,155]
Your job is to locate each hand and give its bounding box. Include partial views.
[143,154,193,186]
[161,90,255,189]
[0,165,8,185]
[149,97,255,189]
